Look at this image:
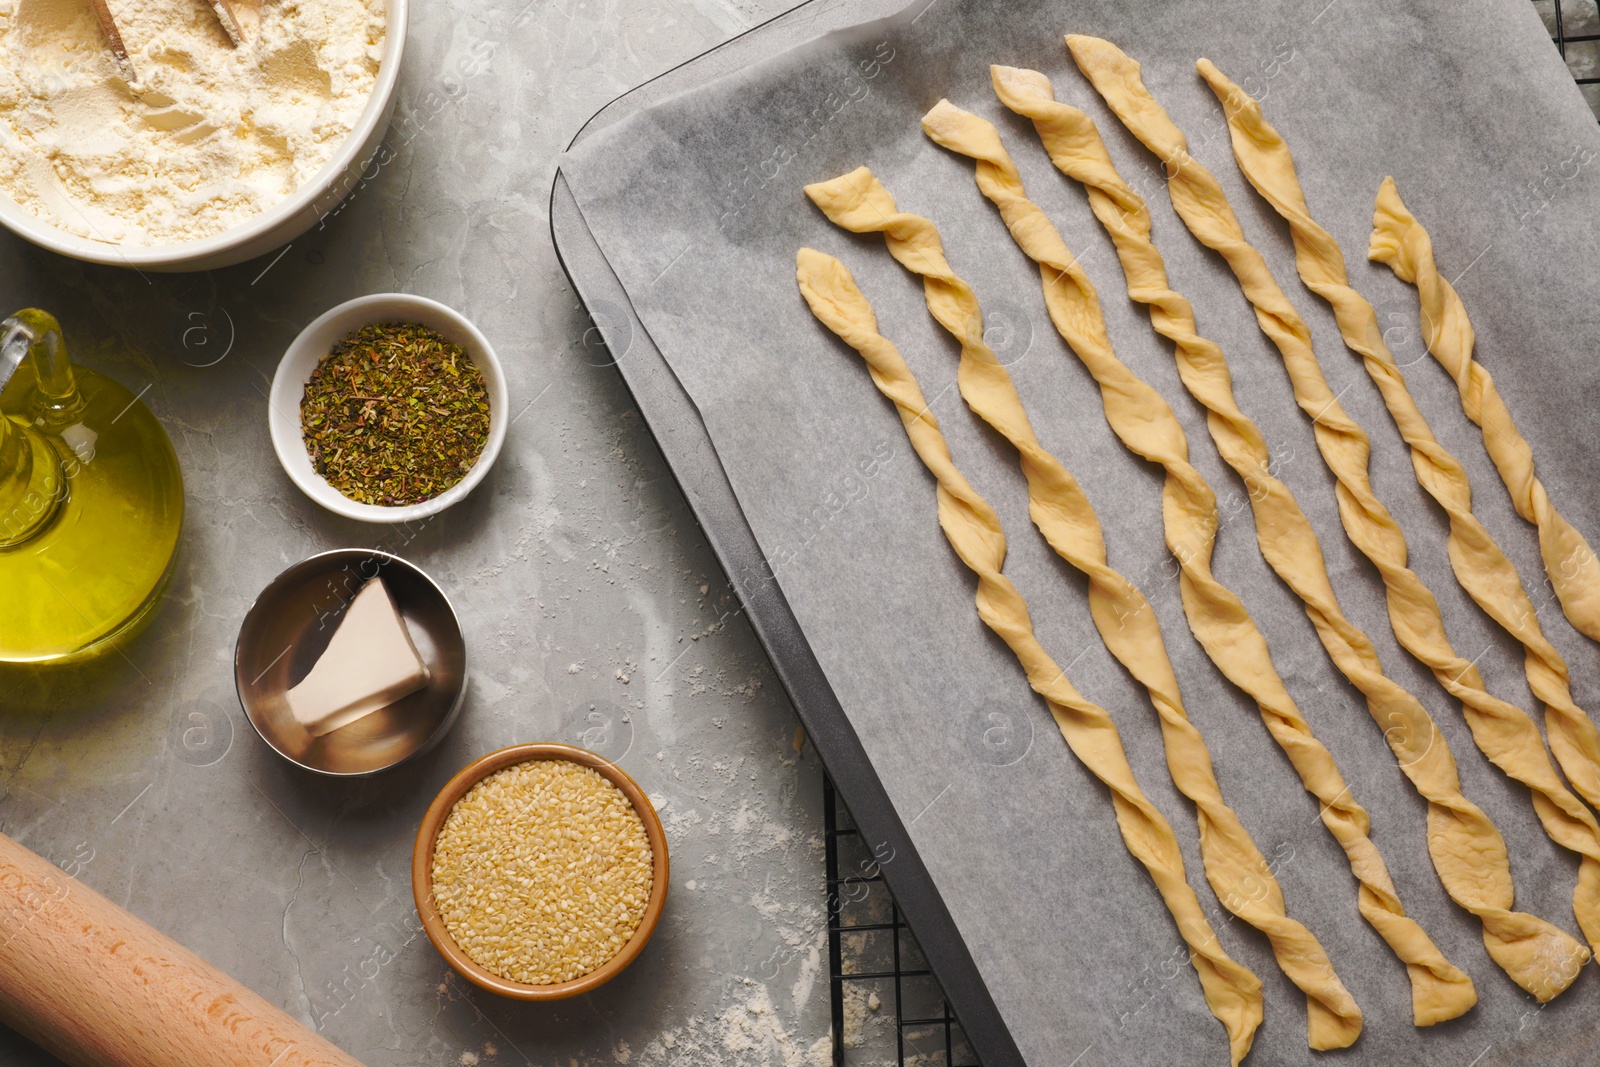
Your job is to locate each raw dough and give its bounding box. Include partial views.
[988,66,1485,1026]
[922,93,1469,1032]
[1367,182,1600,644]
[1199,60,1600,962]
[1067,32,1589,1001]
[804,167,1358,1046]
[1370,178,1600,815]
[794,246,1263,1066]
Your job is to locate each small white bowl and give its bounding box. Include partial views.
[0,0,407,272]
[269,294,508,523]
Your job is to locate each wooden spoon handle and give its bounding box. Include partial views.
[0,831,365,1067]
[86,0,139,85]
[207,0,247,46]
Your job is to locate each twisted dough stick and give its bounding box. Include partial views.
[989,68,1478,1027]
[925,94,1471,1028]
[1067,33,1589,1000]
[805,167,1360,1046]
[1367,184,1600,644]
[1197,61,1600,962]
[1369,179,1600,811]
[794,248,1263,1065]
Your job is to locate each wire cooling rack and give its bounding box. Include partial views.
[1542,0,1600,111]
[825,775,979,1067]
[821,8,1599,1063]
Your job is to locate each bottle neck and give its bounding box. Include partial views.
[0,414,64,548]
[4,310,82,430]
[0,314,69,547]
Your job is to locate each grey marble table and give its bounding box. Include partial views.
[0,1,837,1064]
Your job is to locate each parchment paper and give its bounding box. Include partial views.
[561,0,1600,1061]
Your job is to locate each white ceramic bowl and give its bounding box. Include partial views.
[269,294,507,523]
[0,0,407,272]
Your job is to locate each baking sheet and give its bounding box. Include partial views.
[559,0,1600,1061]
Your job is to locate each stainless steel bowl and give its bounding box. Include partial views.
[235,550,466,776]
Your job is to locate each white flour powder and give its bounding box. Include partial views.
[0,0,384,245]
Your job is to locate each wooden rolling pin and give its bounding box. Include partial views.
[0,831,365,1067]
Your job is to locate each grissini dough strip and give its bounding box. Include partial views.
[804,169,1359,1048]
[923,95,1473,1028]
[794,247,1263,1066]
[1368,177,1600,813]
[989,67,1479,1026]
[1066,33,1589,1001]
[1197,60,1600,964]
[0,830,366,1067]
[1367,180,1600,644]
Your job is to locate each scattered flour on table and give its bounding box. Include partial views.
[625,980,833,1067]
[843,983,894,1052]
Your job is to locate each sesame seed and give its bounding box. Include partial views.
[431,759,653,985]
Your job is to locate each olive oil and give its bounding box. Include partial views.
[0,311,182,663]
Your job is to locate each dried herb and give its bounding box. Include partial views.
[300,321,491,506]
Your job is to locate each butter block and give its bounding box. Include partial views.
[286,578,431,736]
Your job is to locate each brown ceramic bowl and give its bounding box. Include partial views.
[412,743,669,1000]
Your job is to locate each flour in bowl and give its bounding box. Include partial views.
[0,0,384,245]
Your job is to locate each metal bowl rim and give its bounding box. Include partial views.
[233,548,466,778]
